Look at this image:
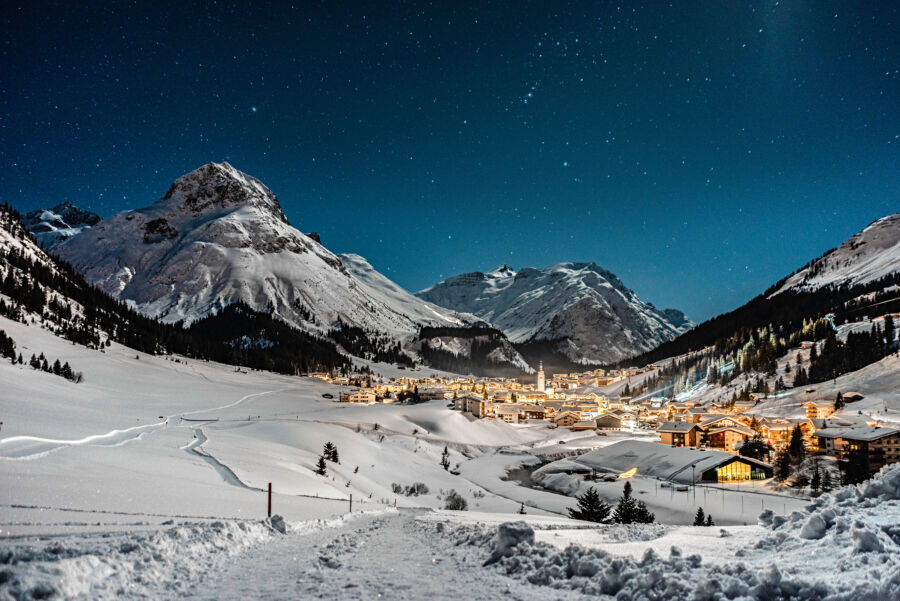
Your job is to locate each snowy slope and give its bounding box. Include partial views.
[418,263,693,364]
[53,162,472,338]
[338,252,479,329]
[774,213,900,294]
[23,202,101,249]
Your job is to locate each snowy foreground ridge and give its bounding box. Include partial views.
[4,464,900,600]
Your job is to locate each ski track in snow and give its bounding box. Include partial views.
[0,422,165,460]
[0,389,280,461]
[182,428,256,491]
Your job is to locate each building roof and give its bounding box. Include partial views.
[554,410,581,420]
[827,426,898,442]
[706,424,755,436]
[657,421,699,432]
[572,420,597,429]
[570,440,770,484]
[699,415,740,427]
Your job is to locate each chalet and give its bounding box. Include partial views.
[657,421,701,448]
[812,427,846,456]
[705,424,755,452]
[805,401,835,420]
[759,422,795,448]
[339,389,377,404]
[465,396,490,418]
[521,405,547,421]
[418,388,452,401]
[541,401,570,417]
[732,400,757,413]
[816,427,900,473]
[571,420,598,431]
[554,411,581,428]
[699,415,744,430]
[595,413,624,430]
[493,403,522,424]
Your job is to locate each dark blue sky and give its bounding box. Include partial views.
[2,2,897,321]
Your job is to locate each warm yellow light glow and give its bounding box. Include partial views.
[619,467,637,478]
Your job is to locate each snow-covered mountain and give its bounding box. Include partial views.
[23,202,101,249]
[774,214,900,295]
[417,262,693,364]
[53,162,474,340]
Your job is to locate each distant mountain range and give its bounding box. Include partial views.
[417,263,693,364]
[24,202,100,248]
[21,162,899,375]
[41,163,526,373]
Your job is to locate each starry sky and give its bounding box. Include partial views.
[2,1,898,322]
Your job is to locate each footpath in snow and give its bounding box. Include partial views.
[4,461,900,600]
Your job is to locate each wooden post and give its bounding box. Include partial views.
[268,482,272,517]
[349,493,352,513]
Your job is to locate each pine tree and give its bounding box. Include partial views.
[811,461,821,493]
[821,469,832,492]
[884,314,896,350]
[788,425,806,462]
[693,507,706,526]
[567,486,612,523]
[315,455,327,476]
[518,503,527,515]
[834,392,845,411]
[612,481,646,524]
[323,441,338,462]
[705,514,714,527]
[775,449,792,482]
[634,500,655,524]
[440,445,450,471]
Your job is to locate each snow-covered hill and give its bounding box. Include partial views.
[23,201,100,249]
[774,214,900,294]
[417,263,693,364]
[53,162,473,340]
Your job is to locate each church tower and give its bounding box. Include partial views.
[536,361,545,391]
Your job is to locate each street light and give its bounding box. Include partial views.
[691,463,697,502]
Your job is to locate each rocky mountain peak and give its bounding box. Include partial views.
[160,162,289,224]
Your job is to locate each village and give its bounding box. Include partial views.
[315,360,900,485]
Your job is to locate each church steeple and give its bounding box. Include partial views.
[536,361,545,391]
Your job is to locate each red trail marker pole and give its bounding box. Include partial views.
[268,482,272,517]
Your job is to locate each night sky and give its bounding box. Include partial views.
[2,2,898,322]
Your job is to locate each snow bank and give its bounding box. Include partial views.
[0,509,394,600]
[447,462,900,600]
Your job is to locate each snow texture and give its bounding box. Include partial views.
[775,213,900,294]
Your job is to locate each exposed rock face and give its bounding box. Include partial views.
[23,202,101,248]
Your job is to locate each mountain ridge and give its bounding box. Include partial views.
[417,261,693,364]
